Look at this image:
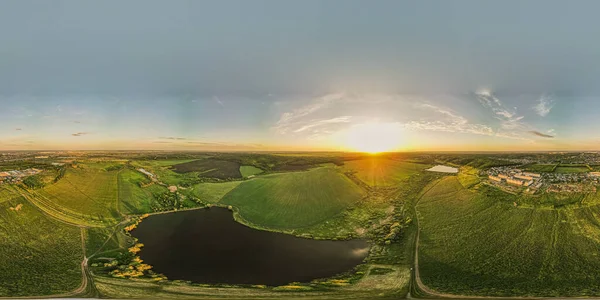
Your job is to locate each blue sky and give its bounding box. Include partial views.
[1,0,600,151]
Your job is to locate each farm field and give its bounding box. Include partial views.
[36,164,121,221]
[186,181,242,204]
[239,165,263,177]
[524,163,557,172]
[220,166,366,229]
[342,157,430,187]
[554,166,590,173]
[170,159,242,179]
[417,176,600,296]
[0,198,82,297]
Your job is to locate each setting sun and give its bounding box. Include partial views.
[341,122,405,153]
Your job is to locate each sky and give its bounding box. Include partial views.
[2,0,600,151]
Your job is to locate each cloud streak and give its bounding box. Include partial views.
[533,95,554,117]
[529,130,554,138]
[405,103,494,136]
[71,132,89,137]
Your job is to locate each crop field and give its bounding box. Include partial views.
[36,165,120,220]
[342,157,430,187]
[240,165,263,177]
[0,186,19,203]
[524,163,557,172]
[117,169,169,214]
[417,176,600,296]
[457,166,480,188]
[170,159,242,179]
[220,167,366,229]
[554,166,590,173]
[186,181,242,204]
[0,198,82,297]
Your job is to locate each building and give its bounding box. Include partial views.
[514,174,534,181]
[524,180,534,187]
[507,178,524,186]
[523,172,541,178]
[589,172,600,177]
[489,175,502,182]
[498,174,510,179]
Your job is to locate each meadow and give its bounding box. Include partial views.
[0,198,82,296]
[417,176,600,296]
[185,181,242,204]
[554,165,590,173]
[239,165,263,178]
[220,166,366,229]
[524,163,557,172]
[342,157,430,187]
[36,163,121,221]
[117,168,168,214]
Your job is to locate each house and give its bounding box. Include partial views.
[523,172,541,178]
[507,178,524,186]
[514,174,534,181]
[489,175,502,182]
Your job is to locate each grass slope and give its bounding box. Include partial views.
[38,165,120,220]
[118,169,168,214]
[239,165,263,178]
[187,181,242,204]
[221,167,365,229]
[0,199,82,296]
[418,176,600,297]
[343,158,430,187]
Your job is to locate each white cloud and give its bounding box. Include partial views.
[533,95,554,117]
[405,103,494,136]
[273,93,345,134]
[293,116,352,133]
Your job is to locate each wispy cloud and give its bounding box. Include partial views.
[533,95,554,117]
[405,103,494,136]
[71,132,89,137]
[15,128,22,131]
[293,116,352,133]
[528,130,554,138]
[214,96,224,107]
[273,93,344,134]
[159,136,188,140]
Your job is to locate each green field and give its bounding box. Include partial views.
[342,158,430,187]
[36,165,121,221]
[240,165,264,177]
[186,181,242,204]
[117,169,169,214]
[554,166,590,173]
[0,198,82,296]
[417,176,600,296]
[221,167,366,229]
[524,163,557,172]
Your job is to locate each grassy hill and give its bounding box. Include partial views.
[417,176,600,297]
[221,167,366,229]
[37,164,120,221]
[117,169,169,214]
[186,181,242,204]
[0,198,82,297]
[342,158,430,187]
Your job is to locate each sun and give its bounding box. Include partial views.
[341,122,405,153]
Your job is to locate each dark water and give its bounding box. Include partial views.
[131,208,369,286]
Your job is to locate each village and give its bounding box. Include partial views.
[486,166,600,194]
[0,168,42,184]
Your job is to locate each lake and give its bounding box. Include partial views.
[131,208,369,286]
[426,165,459,173]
